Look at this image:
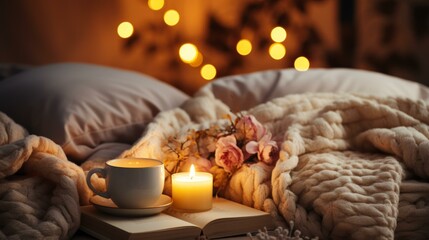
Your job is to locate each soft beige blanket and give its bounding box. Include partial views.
[1,92,428,239]
[121,92,429,239]
[0,112,91,239]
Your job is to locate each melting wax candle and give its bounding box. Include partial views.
[172,164,213,211]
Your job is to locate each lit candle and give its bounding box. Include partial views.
[172,164,213,211]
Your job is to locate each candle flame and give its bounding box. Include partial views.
[190,164,195,179]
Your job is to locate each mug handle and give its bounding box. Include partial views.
[86,168,110,199]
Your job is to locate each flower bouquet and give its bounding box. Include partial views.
[164,113,280,195]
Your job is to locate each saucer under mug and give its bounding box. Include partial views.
[90,194,172,217]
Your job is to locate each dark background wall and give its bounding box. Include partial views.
[0,0,428,94]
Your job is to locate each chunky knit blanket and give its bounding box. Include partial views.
[0,112,92,239]
[1,92,429,239]
[121,92,429,239]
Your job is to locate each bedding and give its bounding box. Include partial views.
[0,63,429,239]
[0,111,92,239]
[0,63,189,162]
[119,92,429,239]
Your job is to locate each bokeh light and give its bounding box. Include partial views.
[148,0,164,11]
[179,43,198,63]
[189,52,204,67]
[201,64,216,80]
[269,43,286,60]
[164,10,180,26]
[270,26,287,43]
[294,56,310,71]
[236,39,252,56]
[117,22,134,39]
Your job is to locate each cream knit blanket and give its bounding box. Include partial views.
[0,112,91,239]
[1,92,428,239]
[121,92,429,239]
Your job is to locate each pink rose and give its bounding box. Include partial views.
[245,133,279,165]
[235,115,266,141]
[215,135,244,173]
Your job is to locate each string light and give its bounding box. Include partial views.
[294,56,310,71]
[179,43,198,63]
[189,52,204,67]
[120,6,304,83]
[117,22,134,39]
[148,0,164,11]
[201,64,216,80]
[269,43,286,60]
[236,39,252,56]
[270,26,287,43]
[164,10,180,26]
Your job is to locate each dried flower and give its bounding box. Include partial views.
[180,156,212,173]
[215,135,244,173]
[165,114,280,195]
[247,221,319,240]
[210,165,230,190]
[245,132,279,165]
[235,115,266,141]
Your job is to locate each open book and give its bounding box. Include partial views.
[80,197,276,240]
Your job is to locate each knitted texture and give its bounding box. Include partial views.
[121,92,429,239]
[0,112,91,239]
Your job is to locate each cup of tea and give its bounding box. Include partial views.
[86,158,165,209]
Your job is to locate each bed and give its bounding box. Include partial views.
[0,63,428,239]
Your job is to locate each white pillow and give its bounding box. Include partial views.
[197,68,429,112]
[0,63,190,162]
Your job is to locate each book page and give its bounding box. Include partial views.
[166,197,273,238]
[81,206,202,239]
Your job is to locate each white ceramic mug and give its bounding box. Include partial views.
[86,158,165,209]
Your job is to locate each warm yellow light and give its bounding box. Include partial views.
[201,64,216,80]
[164,10,180,26]
[190,164,195,178]
[294,56,310,71]
[189,52,204,67]
[179,43,198,63]
[269,43,286,60]
[148,0,164,10]
[236,39,252,56]
[271,26,287,43]
[117,22,134,39]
